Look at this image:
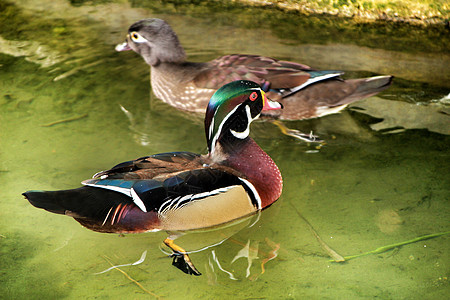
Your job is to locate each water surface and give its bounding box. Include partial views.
[1,1,449,299]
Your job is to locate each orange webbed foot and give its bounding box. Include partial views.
[164,238,201,276]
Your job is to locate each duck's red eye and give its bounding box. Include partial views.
[249,92,258,101]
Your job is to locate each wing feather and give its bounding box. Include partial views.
[82,166,259,214]
[193,54,343,94]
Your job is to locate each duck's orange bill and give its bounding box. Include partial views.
[262,92,283,111]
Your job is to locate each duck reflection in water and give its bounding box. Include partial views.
[93,213,281,281]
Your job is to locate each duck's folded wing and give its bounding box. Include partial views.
[92,151,202,180]
[83,167,260,214]
[193,54,342,93]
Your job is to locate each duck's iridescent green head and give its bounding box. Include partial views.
[205,80,282,154]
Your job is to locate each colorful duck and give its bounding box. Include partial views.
[23,80,283,275]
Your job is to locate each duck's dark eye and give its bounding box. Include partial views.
[129,32,147,43]
[249,92,258,101]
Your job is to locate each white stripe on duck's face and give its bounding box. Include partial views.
[158,185,257,231]
[209,102,246,155]
[205,81,265,155]
[129,31,148,44]
[208,93,262,155]
[230,105,259,139]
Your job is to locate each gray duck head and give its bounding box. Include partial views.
[116,18,186,66]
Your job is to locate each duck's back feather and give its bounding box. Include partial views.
[193,54,342,92]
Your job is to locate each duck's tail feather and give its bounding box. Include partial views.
[23,187,132,220]
[309,75,393,118]
[23,187,159,233]
[350,75,393,101]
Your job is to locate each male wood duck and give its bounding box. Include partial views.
[23,80,283,276]
[116,18,393,121]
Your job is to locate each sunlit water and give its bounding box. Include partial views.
[1,1,449,299]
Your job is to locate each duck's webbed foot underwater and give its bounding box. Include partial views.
[272,120,324,143]
[164,237,201,276]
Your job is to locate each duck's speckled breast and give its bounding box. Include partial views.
[150,65,214,113]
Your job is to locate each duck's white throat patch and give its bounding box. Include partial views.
[230,105,256,139]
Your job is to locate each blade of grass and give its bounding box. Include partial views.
[289,201,345,262]
[102,255,162,299]
[331,231,450,262]
[41,113,88,127]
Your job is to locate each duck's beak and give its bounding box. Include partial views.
[115,35,132,52]
[115,41,131,52]
[262,93,283,111]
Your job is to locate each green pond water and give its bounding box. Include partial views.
[1,0,449,299]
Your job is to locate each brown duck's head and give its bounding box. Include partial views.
[115,18,186,66]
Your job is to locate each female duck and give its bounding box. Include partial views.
[116,18,392,120]
[23,80,283,276]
